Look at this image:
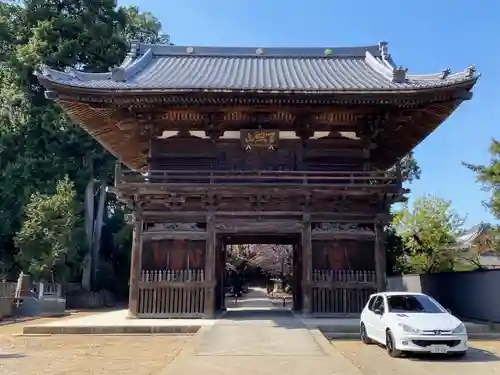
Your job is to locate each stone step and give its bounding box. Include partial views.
[22,324,200,335]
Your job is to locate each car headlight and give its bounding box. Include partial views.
[452,323,467,334]
[398,323,421,334]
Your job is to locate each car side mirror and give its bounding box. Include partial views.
[374,308,383,315]
[446,308,452,314]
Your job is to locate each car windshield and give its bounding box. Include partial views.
[387,294,444,313]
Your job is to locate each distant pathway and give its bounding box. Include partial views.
[160,287,361,375]
[226,286,287,311]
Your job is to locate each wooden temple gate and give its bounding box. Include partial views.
[36,41,477,318]
[125,196,391,318]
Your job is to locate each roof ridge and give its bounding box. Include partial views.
[132,42,383,58]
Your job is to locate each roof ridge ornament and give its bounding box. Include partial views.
[110,64,126,82]
[379,41,390,60]
[128,40,140,58]
[440,68,451,79]
[392,66,408,83]
[466,65,476,78]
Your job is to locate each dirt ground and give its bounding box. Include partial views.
[331,339,500,375]
[0,313,192,375]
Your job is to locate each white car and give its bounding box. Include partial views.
[360,292,468,358]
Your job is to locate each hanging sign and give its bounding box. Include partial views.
[241,130,279,150]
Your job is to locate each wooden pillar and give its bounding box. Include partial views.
[301,214,312,315]
[128,213,143,317]
[220,242,227,311]
[205,214,216,317]
[292,243,301,311]
[374,221,387,292]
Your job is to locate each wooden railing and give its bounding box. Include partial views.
[138,270,208,318]
[115,164,401,187]
[311,270,376,315]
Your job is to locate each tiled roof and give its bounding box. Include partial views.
[36,42,478,93]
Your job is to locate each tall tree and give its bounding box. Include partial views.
[393,195,465,273]
[463,139,500,218]
[0,1,169,283]
[122,5,171,44]
[384,151,422,274]
[463,142,500,264]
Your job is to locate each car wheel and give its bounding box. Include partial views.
[385,329,402,358]
[360,323,372,344]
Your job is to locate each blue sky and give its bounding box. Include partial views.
[120,0,500,227]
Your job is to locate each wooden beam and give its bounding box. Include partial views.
[128,214,143,318]
[140,210,382,219]
[214,219,302,233]
[311,232,375,240]
[204,214,216,317]
[222,235,298,245]
[141,231,207,241]
[374,221,386,292]
[301,213,312,315]
[117,186,403,197]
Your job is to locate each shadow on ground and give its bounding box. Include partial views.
[405,347,500,363]
[0,354,26,359]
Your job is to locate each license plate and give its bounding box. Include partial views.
[430,345,448,354]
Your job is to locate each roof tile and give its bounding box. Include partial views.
[37,43,478,93]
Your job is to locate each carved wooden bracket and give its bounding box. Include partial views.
[134,113,163,137]
[299,193,312,209]
[163,195,186,210]
[249,193,271,210]
[201,193,219,210]
[203,112,224,142]
[247,112,272,125]
[294,113,315,141]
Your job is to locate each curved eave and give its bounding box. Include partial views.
[37,74,478,97]
[372,99,467,169]
[55,100,148,171]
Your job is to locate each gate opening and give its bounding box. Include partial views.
[215,235,302,315]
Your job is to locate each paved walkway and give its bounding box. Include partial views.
[160,287,361,375]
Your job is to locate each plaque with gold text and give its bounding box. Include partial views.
[241,130,279,149]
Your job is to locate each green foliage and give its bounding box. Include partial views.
[387,152,421,185]
[14,176,80,281]
[463,139,500,262]
[399,152,421,184]
[122,5,171,44]
[463,139,500,218]
[385,224,406,275]
[0,0,168,286]
[393,195,465,273]
[384,152,422,274]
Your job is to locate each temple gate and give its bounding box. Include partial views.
[37,42,477,318]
